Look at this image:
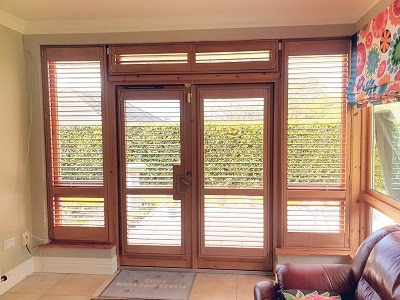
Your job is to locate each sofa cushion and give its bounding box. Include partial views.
[351,224,400,283]
[355,231,400,300]
[276,289,341,299]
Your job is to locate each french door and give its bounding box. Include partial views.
[118,84,273,270]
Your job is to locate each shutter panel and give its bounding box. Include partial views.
[110,44,191,74]
[42,46,108,242]
[47,59,103,184]
[109,40,278,74]
[284,40,350,248]
[200,87,267,253]
[203,97,264,189]
[287,54,348,187]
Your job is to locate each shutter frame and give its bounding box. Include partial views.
[282,40,351,249]
[42,46,109,242]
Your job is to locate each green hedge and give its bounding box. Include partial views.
[57,122,352,187]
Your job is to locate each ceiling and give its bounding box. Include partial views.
[0,0,393,35]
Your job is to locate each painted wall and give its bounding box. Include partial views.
[0,24,32,274]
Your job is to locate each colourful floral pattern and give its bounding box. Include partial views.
[281,290,341,300]
[350,0,400,107]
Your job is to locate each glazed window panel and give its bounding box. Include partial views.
[372,102,400,202]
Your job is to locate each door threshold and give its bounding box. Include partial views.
[119,266,272,276]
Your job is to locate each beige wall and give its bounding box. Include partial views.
[0,24,32,274]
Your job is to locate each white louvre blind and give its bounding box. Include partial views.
[53,196,105,227]
[109,41,278,73]
[196,50,271,64]
[126,195,181,246]
[110,44,191,73]
[204,195,263,248]
[124,99,181,188]
[287,54,348,187]
[123,97,182,247]
[284,42,350,245]
[47,60,103,184]
[117,53,188,65]
[43,47,107,240]
[287,199,345,233]
[201,89,266,250]
[203,97,264,188]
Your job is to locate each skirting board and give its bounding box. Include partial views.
[0,257,34,295]
[33,255,118,275]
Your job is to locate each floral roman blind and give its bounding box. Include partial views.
[348,0,400,107]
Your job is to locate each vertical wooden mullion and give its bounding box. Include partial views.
[48,62,61,186]
[197,88,206,258]
[47,61,62,226]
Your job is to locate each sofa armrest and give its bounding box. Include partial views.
[254,280,279,300]
[276,263,355,298]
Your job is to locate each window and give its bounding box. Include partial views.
[109,40,278,74]
[371,208,397,232]
[283,40,351,248]
[42,46,109,242]
[372,102,400,202]
[365,101,400,227]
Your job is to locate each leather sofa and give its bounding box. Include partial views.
[254,224,400,300]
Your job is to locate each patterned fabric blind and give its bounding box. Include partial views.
[348,0,400,107]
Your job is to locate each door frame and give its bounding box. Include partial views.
[106,75,281,271]
[117,85,194,268]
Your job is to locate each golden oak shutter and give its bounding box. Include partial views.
[42,46,108,242]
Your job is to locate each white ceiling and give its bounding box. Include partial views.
[0,0,392,35]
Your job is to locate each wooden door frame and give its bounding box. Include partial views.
[107,74,281,271]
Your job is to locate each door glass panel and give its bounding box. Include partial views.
[125,100,181,188]
[123,98,182,247]
[202,95,264,250]
[126,195,181,246]
[204,195,263,248]
[203,98,264,189]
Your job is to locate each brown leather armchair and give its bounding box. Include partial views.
[254,224,400,300]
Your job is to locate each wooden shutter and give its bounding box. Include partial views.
[199,86,270,256]
[42,46,108,242]
[109,40,278,74]
[283,40,350,248]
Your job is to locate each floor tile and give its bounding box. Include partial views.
[91,273,117,297]
[236,274,273,300]
[0,292,42,300]
[189,273,237,300]
[45,274,110,296]
[6,273,66,295]
[38,295,91,300]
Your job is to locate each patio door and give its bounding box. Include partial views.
[196,85,272,270]
[118,84,273,270]
[118,86,193,267]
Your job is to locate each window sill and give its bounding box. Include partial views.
[38,241,115,249]
[276,247,352,257]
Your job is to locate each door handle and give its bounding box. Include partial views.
[173,165,191,200]
[180,179,191,186]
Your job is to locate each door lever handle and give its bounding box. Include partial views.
[181,179,191,186]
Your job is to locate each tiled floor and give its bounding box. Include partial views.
[1,271,272,300]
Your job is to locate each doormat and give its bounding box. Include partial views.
[97,270,196,300]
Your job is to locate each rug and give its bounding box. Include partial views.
[98,270,196,300]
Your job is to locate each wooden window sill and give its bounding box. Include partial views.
[38,241,115,249]
[276,247,353,257]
